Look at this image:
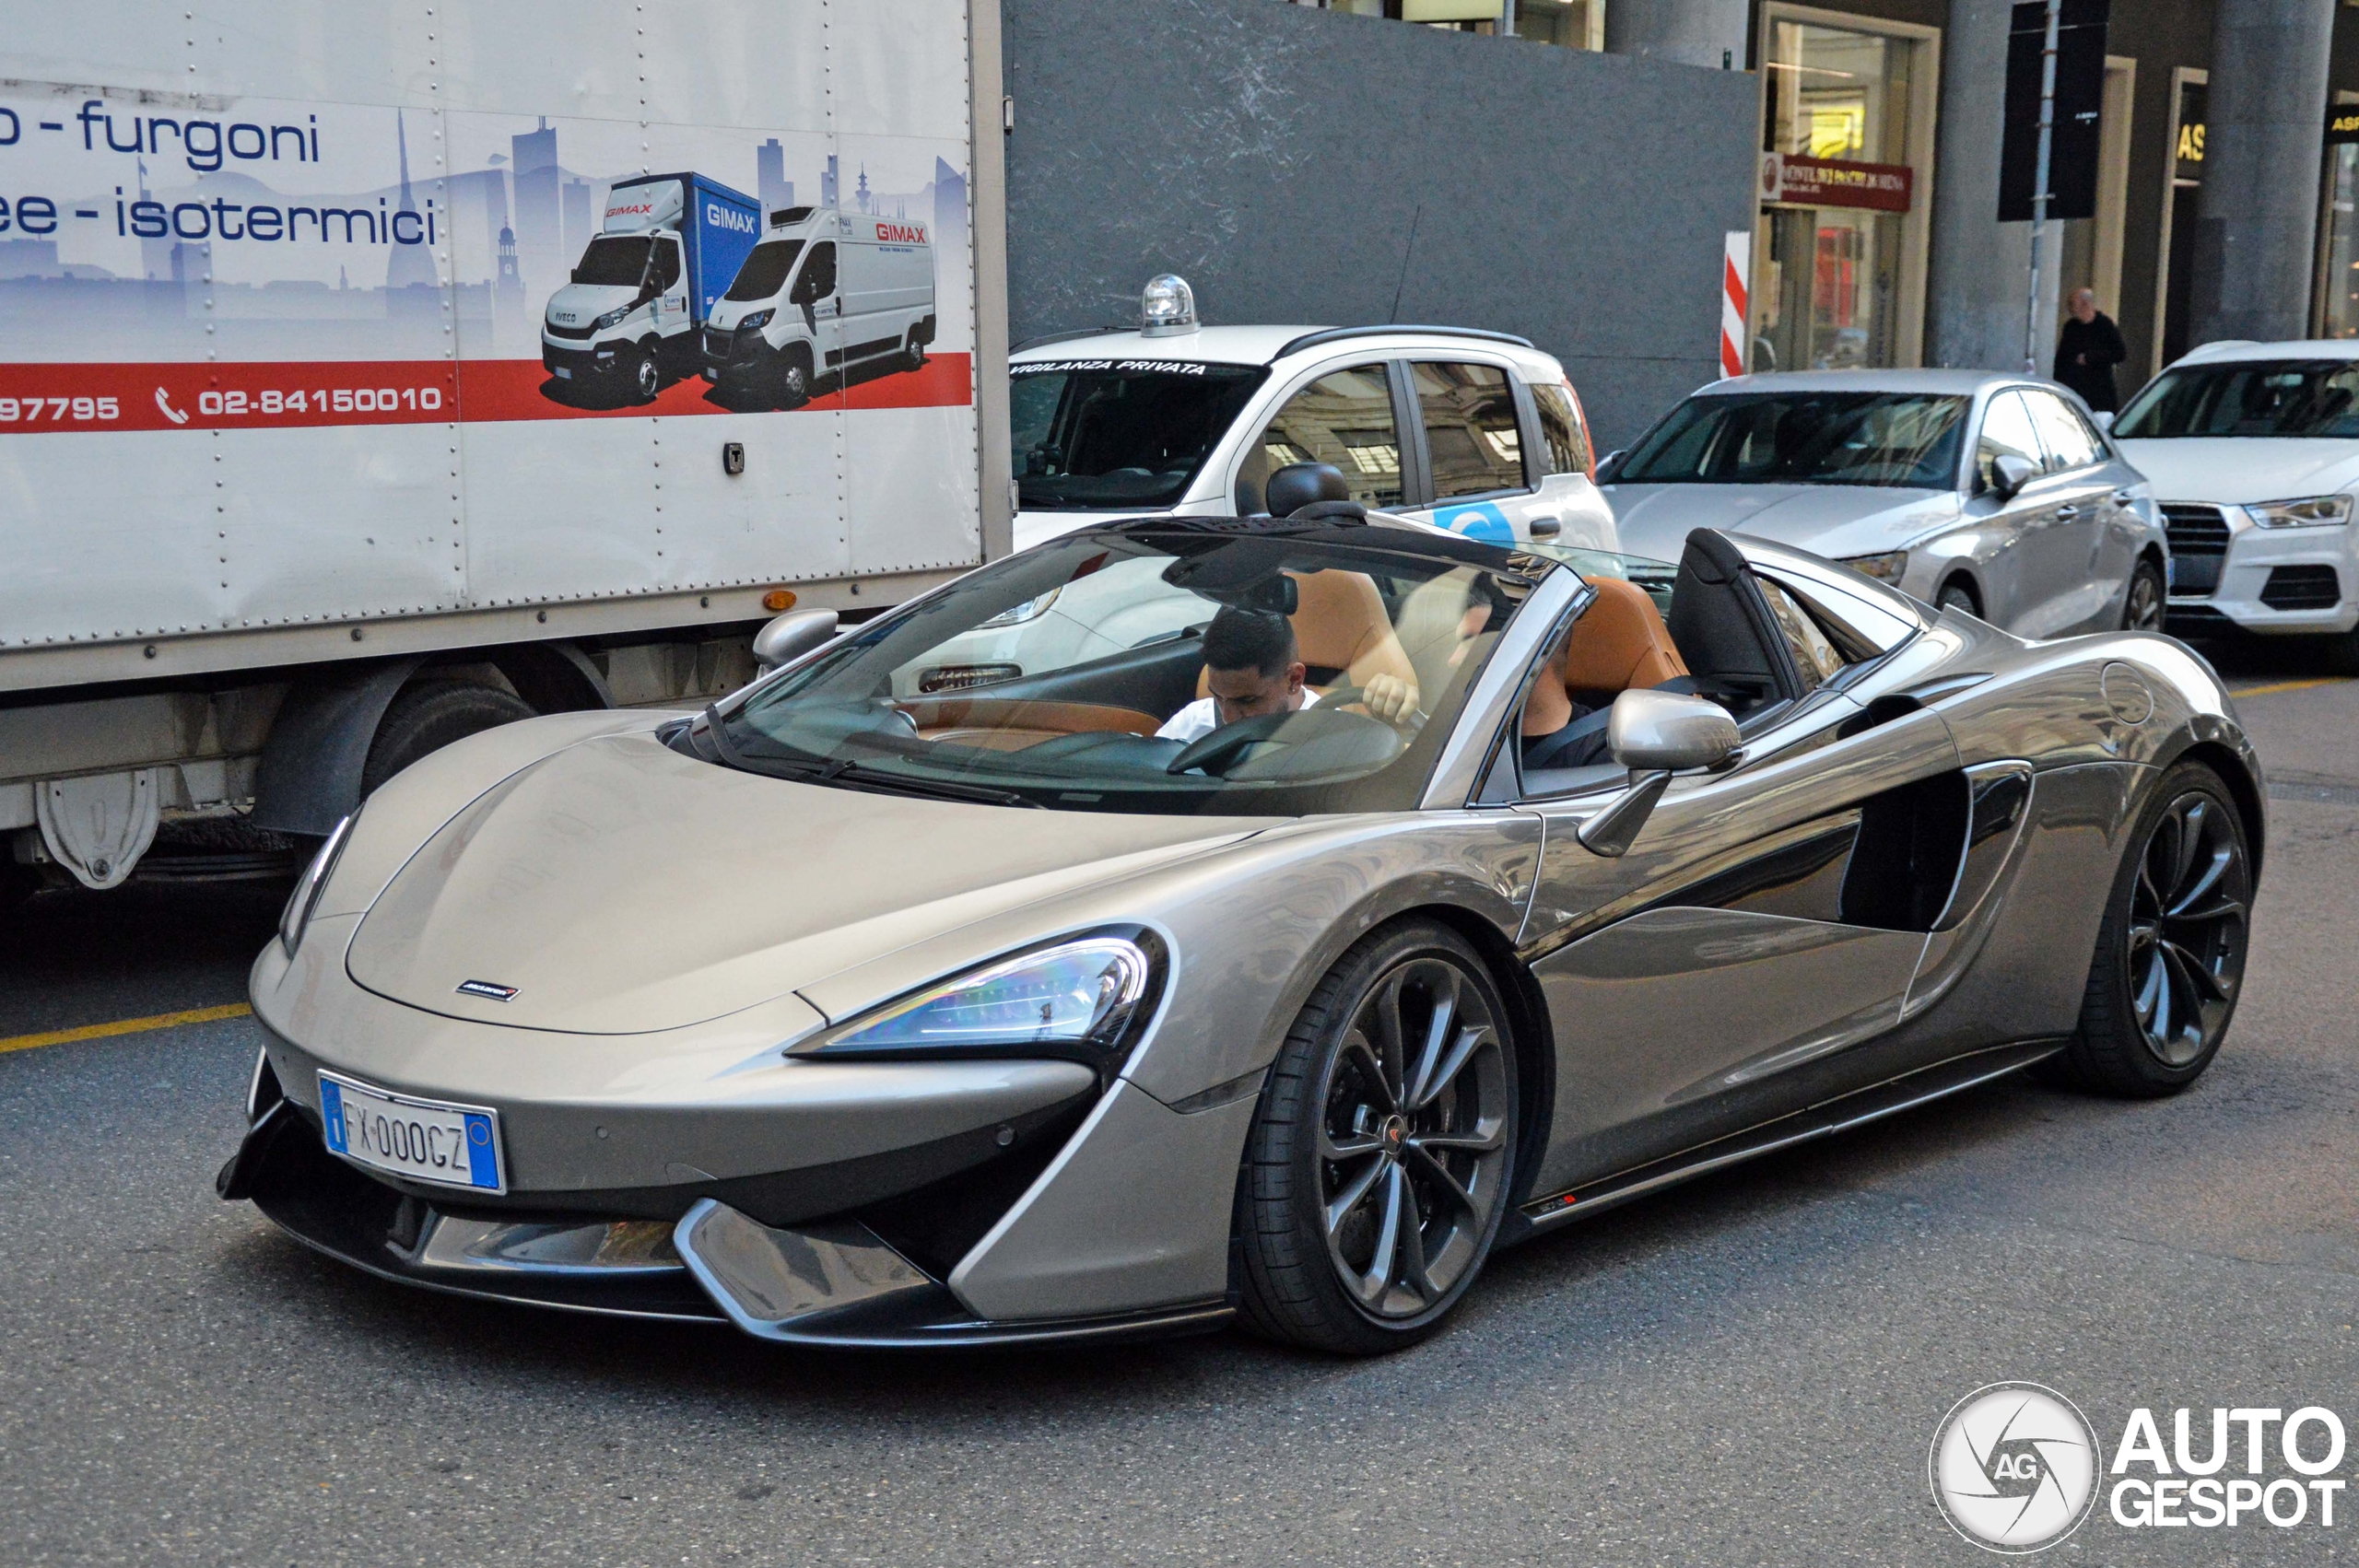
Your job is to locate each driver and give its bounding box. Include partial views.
[1156,607,1419,744]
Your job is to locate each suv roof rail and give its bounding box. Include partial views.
[1274,324,1536,358]
[1010,326,1127,353]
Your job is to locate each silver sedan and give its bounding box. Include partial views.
[1602,369,2170,638]
[220,511,2259,1354]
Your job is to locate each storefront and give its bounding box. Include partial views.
[2318,97,2359,339]
[1750,5,1939,372]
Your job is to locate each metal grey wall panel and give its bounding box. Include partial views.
[1000,0,1759,450]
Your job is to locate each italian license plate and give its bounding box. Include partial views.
[553,366,572,380]
[319,1071,505,1193]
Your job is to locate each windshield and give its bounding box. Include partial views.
[723,240,804,302]
[714,529,1541,814]
[572,235,652,288]
[1011,361,1267,511]
[2115,360,2359,439]
[1615,391,1968,487]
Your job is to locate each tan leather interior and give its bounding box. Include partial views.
[1559,577,1688,695]
[903,696,1162,751]
[1194,569,1421,698]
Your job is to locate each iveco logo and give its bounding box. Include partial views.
[553,311,577,323]
[455,979,520,1001]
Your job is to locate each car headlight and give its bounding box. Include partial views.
[978,587,1062,627]
[591,304,634,332]
[2245,495,2353,529]
[278,813,354,956]
[1837,550,1910,585]
[736,309,773,332]
[792,932,1158,1069]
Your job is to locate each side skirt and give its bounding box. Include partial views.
[1500,1039,2063,1245]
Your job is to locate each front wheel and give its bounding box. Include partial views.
[630,344,663,403]
[2121,556,2165,632]
[2044,760,2251,1096]
[1238,920,1518,1354]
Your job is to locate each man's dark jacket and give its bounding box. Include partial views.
[2055,311,2129,412]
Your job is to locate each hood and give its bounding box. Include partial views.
[1602,483,1958,564]
[545,283,639,329]
[346,733,1262,1035]
[2112,438,2359,505]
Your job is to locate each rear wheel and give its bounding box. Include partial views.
[1238,920,1518,1354]
[361,680,537,796]
[1937,579,1980,618]
[901,328,925,371]
[2044,760,2251,1096]
[2121,556,2166,632]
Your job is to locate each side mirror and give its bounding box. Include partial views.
[2089,410,2115,432]
[1577,689,1741,857]
[753,607,839,672]
[1989,452,2039,501]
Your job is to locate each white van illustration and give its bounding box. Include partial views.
[542,172,760,402]
[702,206,937,405]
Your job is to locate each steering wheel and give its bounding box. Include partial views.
[1166,706,1396,777]
[1315,683,1426,738]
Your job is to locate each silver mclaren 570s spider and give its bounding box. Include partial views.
[221,509,2262,1354]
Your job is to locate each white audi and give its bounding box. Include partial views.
[2112,339,2359,669]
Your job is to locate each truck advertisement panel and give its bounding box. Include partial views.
[0,0,983,652]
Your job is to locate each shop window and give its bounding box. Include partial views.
[1754,16,1926,373]
[2318,100,2359,338]
[1414,362,1525,499]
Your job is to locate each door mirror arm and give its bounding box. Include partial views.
[1574,689,1743,858]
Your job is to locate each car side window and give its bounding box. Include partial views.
[1529,381,1591,477]
[1976,391,2043,492]
[1414,361,1525,500]
[1239,363,1403,510]
[2024,389,2103,473]
[1755,576,1848,693]
[791,241,837,304]
[649,237,682,294]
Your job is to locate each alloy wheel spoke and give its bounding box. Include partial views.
[1355,1163,1407,1304]
[2166,847,2229,919]
[2133,952,2165,1029]
[1324,1151,1391,1238]
[1403,1140,1479,1216]
[1339,1032,1400,1115]
[1413,1121,1506,1155]
[1394,1169,1437,1304]
[1403,965,1461,1109]
[2169,893,2246,929]
[1410,1024,1492,1113]
[2171,802,2209,891]
[1320,1125,1384,1163]
[2161,939,2228,1004]
[1368,972,1409,1103]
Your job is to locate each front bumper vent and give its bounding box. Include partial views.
[2260,564,2342,612]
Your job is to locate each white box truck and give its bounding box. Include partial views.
[543,171,763,403]
[0,0,1011,905]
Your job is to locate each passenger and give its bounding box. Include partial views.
[1517,630,1605,771]
[1157,606,1419,744]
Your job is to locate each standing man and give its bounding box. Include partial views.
[2054,287,2130,413]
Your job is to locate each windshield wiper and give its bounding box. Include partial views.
[699,710,1039,808]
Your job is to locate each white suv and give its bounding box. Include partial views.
[1009,277,1617,554]
[2112,339,2359,668]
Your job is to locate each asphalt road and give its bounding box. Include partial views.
[5,650,2357,1567]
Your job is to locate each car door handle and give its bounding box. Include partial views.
[1529,515,1562,538]
[2054,505,2081,519]
[2112,489,2136,506]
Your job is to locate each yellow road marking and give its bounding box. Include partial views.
[0,1001,252,1056]
[2230,677,2348,698]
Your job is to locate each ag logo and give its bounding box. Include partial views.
[1930,1383,2102,1553]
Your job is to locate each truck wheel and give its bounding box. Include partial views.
[777,350,813,408]
[900,328,925,371]
[630,345,663,403]
[361,680,537,796]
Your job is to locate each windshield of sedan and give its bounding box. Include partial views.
[1011,361,1268,511]
[2114,360,2359,439]
[1614,391,1968,487]
[712,530,1539,814]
